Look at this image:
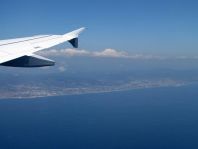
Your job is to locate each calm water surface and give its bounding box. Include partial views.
[0,85,198,149]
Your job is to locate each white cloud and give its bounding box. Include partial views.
[61,49,90,56]
[58,66,66,72]
[39,49,89,57]
[93,49,128,58]
[128,54,164,60]
[38,48,166,60]
[39,48,127,58]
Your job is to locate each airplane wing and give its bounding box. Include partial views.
[0,27,85,67]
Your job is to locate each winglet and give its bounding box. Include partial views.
[64,27,86,48]
[68,38,79,48]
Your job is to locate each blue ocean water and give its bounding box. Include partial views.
[0,85,198,149]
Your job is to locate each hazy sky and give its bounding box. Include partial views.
[0,0,198,56]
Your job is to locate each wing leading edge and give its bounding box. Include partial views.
[0,27,85,67]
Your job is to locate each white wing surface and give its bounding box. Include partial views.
[0,27,85,67]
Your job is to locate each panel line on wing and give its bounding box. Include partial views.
[0,35,52,47]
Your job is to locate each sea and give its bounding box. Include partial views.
[0,84,198,149]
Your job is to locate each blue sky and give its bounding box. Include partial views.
[0,0,198,56]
